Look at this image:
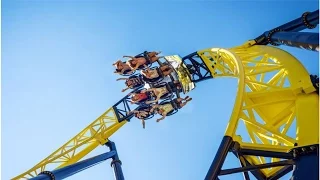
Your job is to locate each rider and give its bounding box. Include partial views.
[167,80,183,93]
[123,51,162,71]
[129,81,178,105]
[147,51,163,62]
[129,90,153,104]
[141,64,174,82]
[113,60,134,75]
[143,85,171,104]
[150,96,192,122]
[128,106,153,129]
[116,75,145,92]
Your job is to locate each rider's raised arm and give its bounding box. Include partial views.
[144,88,155,92]
[128,110,139,114]
[116,78,128,81]
[123,55,134,58]
[122,87,130,92]
[157,113,167,122]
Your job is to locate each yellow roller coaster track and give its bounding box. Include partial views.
[198,40,318,177]
[12,41,319,180]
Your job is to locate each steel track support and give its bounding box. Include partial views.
[106,141,125,180]
[30,141,124,180]
[266,31,319,51]
[204,137,319,180]
[254,10,319,45]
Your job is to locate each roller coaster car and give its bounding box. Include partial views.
[163,55,195,94]
[134,104,155,120]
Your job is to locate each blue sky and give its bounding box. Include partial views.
[2,1,319,180]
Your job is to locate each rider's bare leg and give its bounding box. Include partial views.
[178,97,192,108]
[179,101,189,108]
[183,96,189,100]
[141,119,146,129]
[176,98,183,103]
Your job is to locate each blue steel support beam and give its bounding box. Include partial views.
[291,145,319,180]
[204,136,234,180]
[106,141,125,180]
[30,150,117,180]
[267,31,319,51]
[254,10,319,45]
[272,10,318,32]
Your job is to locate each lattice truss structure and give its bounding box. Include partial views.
[192,42,318,178]
[13,108,126,180]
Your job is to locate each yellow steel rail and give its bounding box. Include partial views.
[198,41,319,177]
[12,108,126,180]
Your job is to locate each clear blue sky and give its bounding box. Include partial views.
[2,1,319,180]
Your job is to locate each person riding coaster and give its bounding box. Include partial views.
[123,51,163,71]
[141,64,174,84]
[113,60,135,76]
[166,80,183,94]
[150,96,192,122]
[116,75,145,92]
[128,89,154,105]
[127,105,155,129]
[128,83,175,105]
